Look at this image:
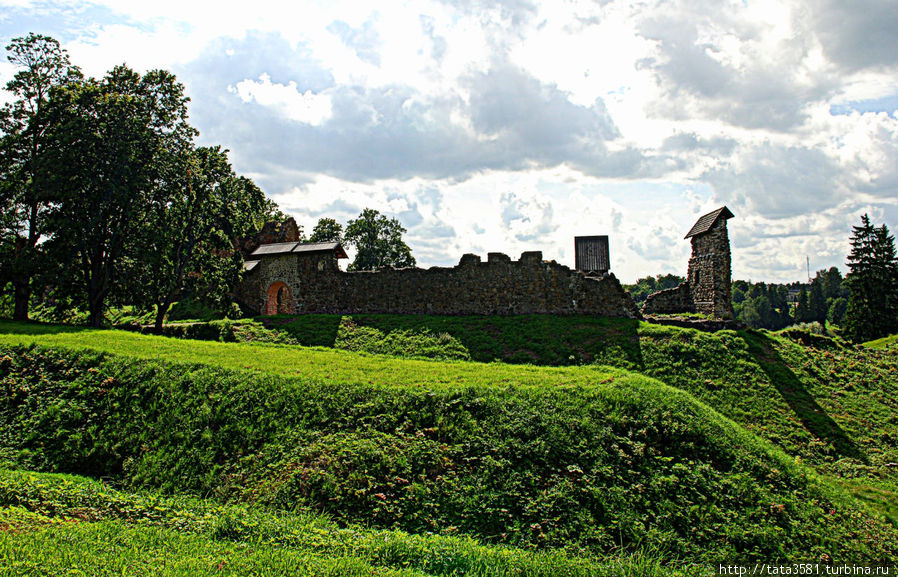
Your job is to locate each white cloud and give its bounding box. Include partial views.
[230,73,332,125]
[0,59,15,106]
[2,0,897,284]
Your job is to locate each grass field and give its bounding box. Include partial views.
[0,319,625,389]
[2,318,897,570]
[2,469,693,577]
[865,333,898,349]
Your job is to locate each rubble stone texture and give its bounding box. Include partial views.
[236,248,642,319]
[643,207,735,319]
[687,219,735,319]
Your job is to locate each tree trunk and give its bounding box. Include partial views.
[87,293,106,328]
[12,278,30,321]
[154,302,170,333]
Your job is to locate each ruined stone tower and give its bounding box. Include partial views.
[684,206,735,319]
[642,206,735,319]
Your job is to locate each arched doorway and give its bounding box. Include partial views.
[265,281,295,315]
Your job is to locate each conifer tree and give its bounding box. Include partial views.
[808,278,827,324]
[843,215,898,342]
[872,224,898,335]
[794,285,810,323]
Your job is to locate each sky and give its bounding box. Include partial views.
[1,0,897,283]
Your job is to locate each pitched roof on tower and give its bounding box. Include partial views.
[684,206,734,239]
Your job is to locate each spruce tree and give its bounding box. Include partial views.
[808,278,827,324]
[843,215,898,342]
[794,286,810,324]
[770,284,792,329]
[872,224,898,336]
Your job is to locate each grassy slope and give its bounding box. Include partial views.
[865,334,898,350]
[1,321,897,565]
[7,317,896,491]
[2,469,677,577]
[0,320,615,389]
[271,316,898,494]
[5,317,897,483]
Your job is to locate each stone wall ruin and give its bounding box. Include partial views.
[236,248,642,319]
[643,206,735,319]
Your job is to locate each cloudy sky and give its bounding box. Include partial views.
[2,0,897,283]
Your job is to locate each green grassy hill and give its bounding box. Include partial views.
[1,319,897,570]
[2,469,674,577]
[865,333,898,350]
[268,315,898,506]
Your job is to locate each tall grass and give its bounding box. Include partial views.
[2,469,701,577]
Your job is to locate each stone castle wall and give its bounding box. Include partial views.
[235,266,263,314]
[238,251,641,318]
[642,282,694,314]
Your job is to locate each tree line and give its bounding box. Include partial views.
[733,215,898,343]
[0,34,417,329]
[626,215,898,343]
[731,267,846,331]
[0,34,278,328]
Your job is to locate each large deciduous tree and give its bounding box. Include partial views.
[128,146,267,330]
[40,65,195,327]
[309,217,344,243]
[0,33,81,320]
[819,266,845,300]
[843,214,898,342]
[343,208,415,271]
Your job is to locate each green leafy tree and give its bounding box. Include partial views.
[624,273,684,304]
[128,146,267,330]
[734,281,792,329]
[0,33,81,320]
[732,284,746,304]
[747,283,765,299]
[739,296,769,328]
[828,297,848,327]
[843,215,898,342]
[39,65,195,327]
[343,208,415,271]
[309,217,344,243]
[259,199,290,230]
[819,266,845,300]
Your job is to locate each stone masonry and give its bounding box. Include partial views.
[639,282,694,315]
[236,246,642,319]
[643,207,735,319]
